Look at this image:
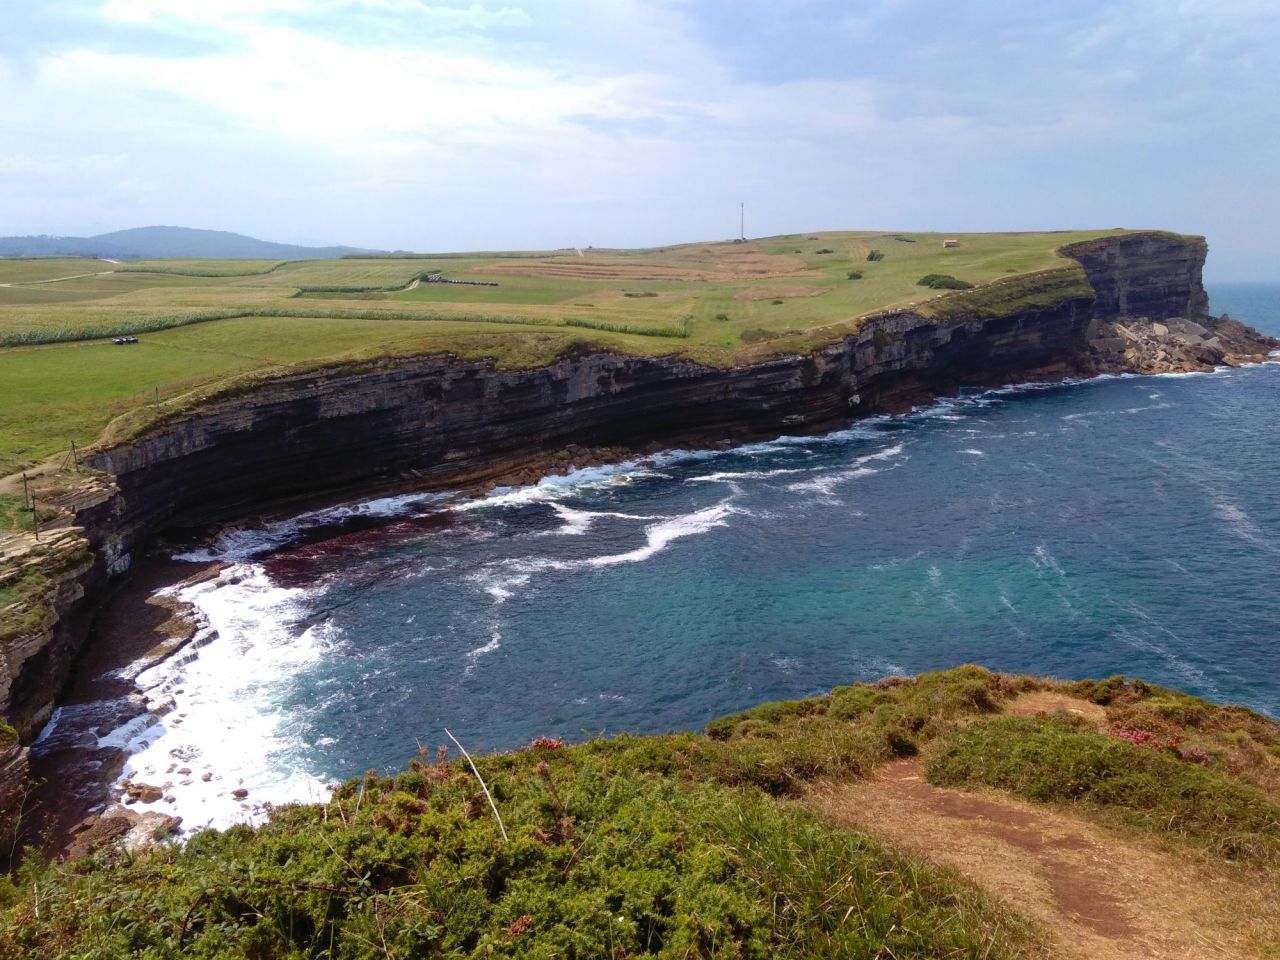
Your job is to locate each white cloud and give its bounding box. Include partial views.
[0,152,128,175]
[0,0,1275,271]
[37,36,640,153]
[101,0,307,23]
[100,0,530,30]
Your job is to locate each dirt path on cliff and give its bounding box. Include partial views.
[804,700,1280,959]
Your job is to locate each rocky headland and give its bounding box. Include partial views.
[0,230,1276,858]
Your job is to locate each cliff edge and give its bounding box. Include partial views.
[2,666,1279,958]
[0,231,1276,842]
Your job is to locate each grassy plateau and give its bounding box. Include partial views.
[0,229,1129,480]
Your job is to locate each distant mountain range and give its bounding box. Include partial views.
[0,226,378,260]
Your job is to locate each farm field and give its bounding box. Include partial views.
[0,258,118,285]
[0,229,1128,476]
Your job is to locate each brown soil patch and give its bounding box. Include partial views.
[805,758,1280,959]
[483,243,811,282]
[734,285,832,301]
[1005,690,1108,729]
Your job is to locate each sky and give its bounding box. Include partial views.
[1,0,1277,279]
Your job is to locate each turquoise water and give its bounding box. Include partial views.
[108,285,1280,819]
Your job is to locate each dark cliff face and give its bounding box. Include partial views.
[85,231,1217,537]
[0,232,1247,751]
[1063,232,1210,321]
[85,294,1096,534]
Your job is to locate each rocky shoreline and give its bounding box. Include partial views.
[2,231,1277,862]
[1089,313,1274,374]
[34,353,1280,860]
[24,444,663,857]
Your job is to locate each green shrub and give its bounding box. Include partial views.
[928,715,1280,864]
[846,270,863,280]
[865,250,885,262]
[916,274,974,290]
[915,266,1094,326]
[0,563,55,644]
[697,665,1012,792]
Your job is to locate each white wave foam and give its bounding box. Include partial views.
[542,503,662,536]
[472,569,531,602]
[787,467,879,499]
[465,631,502,673]
[103,565,336,833]
[466,500,740,606]
[454,459,670,514]
[1061,401,1172,422]
[959,448,985,456]
[573,692,631,705]
[1030,544,1067,578]
[1212,494,1279,555]
[547,504,594,536]
[585,502,737,567]
[786,443,906,498]
[688,468,805,484]
[32,697,148,754]
[174,492,449,562]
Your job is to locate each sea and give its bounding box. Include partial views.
[34,284,1280,832]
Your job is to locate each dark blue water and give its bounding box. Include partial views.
[121,285,1280,820]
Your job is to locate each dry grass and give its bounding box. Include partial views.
[482,242,812,281]
[1005,690,1108,728]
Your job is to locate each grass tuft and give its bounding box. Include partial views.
[927,714,1280,865]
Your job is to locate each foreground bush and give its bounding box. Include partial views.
[0,749,1040,958]
[927,715,1280,865]
[7,665,1277,957]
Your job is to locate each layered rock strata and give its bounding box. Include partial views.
[0,231,1275,841]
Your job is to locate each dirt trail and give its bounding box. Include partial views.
[805,697,1279,959]
[0,269,116,288]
